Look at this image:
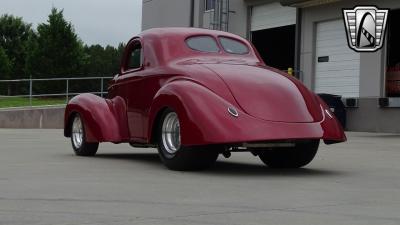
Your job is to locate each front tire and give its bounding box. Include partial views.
[258,140,319,168]
[70,114,99,156]
[157,109,218,171]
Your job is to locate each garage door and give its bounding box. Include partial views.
[251,2,296,31]
[315,20,360,98]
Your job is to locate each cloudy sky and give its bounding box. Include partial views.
[0,0,142,47]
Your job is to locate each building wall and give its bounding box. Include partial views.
[193,0,204,28]
[141,0,400,133]
[142,0,248,37]
[227,0,248,38]
[198,0,248,37]
[142,0,192,30]
[300,0,400,132]
[347,99,400,133]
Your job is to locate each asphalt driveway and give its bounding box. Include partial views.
[0,129,399,225]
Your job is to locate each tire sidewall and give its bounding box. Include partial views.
[157,108,180,161]
[156,108,219,170]
[71,114,85,153]
[259,140,320,168]
[70,113,98,156]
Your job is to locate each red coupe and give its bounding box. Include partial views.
[64,27,346,170]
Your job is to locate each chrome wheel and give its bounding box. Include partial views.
[72,115,83,149]
[157,109,218,170]
[161,112,181,154]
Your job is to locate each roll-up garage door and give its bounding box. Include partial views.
[315,20,360,98]
[251,2,296,31]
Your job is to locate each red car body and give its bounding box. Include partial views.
[64,28,346,148]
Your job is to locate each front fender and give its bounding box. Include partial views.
[64,93,129,143]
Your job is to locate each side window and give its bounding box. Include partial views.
[127,42,142,70]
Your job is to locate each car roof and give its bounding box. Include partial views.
[139,27,246,42]
[130,27,262,66]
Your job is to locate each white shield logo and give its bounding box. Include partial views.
[343,6,389,52]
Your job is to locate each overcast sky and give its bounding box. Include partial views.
[0,0,142,47]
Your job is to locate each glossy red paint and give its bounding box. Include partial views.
[64,27,346,146]
[64,94,129,143]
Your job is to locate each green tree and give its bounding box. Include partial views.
[0,47,11,79]
[82,43,124,76]
[1,9,126,96]
[31,8,84,79]
[0,14,35,95]
[104,45,120,75]
[117,42,125,66]
[82,44,107,76]
[0,47,12,95]
[0,14,34,79]
[24,32,38,77]
[29,8,85,94]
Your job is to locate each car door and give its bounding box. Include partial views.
[113,38,146,140]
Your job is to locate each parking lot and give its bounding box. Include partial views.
[0,129,399,225]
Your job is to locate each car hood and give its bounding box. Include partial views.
[201,63,322,123]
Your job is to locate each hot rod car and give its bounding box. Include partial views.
[64,27,346,170]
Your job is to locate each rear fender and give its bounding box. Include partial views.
[64,93,129,143]
[148,79,239,146]
[316,96,347,144]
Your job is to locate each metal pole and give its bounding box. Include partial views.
[66,79,69,103]
[100,77,104,97]
[29,78,32,106]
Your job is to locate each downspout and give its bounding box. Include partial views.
[294,7,302,79]
[246,5,252,40]
[190,0,195,27]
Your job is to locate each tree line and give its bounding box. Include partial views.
[0,8,125,95]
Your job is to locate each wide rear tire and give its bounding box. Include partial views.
[70,114,99,156]
[258,140,319,168]
[157,109,218,171]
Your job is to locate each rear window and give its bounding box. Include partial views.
[219,37,249,54]
[186,36,220,53]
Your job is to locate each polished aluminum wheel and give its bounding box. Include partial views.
[162,112,181,154]
[72,115,83,149]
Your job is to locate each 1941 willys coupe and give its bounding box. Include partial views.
[64,27,346,170]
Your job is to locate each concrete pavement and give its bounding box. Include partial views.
[0,129,399,225]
